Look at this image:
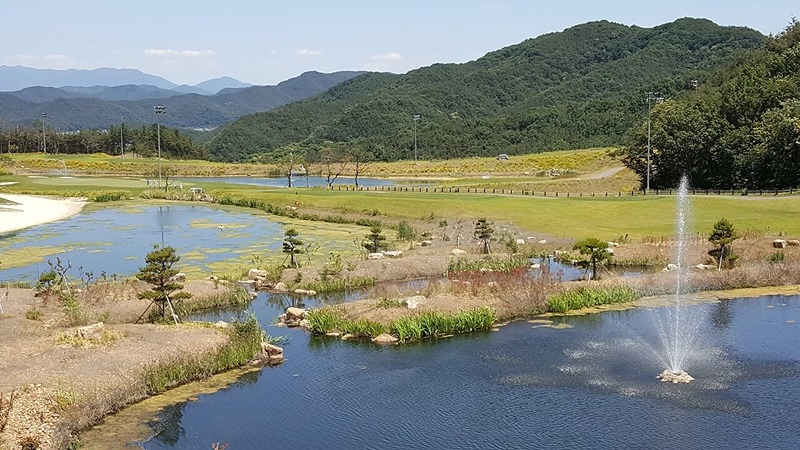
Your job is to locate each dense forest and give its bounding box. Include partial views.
[0,122,208,160]
[208,18,765,163]
[617,20,800,190]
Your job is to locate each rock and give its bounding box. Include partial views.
[607,241,620,248]
[372,333,399,345]
[451,248,467,255]
[773,239,787,248]
[694,264,716,271]
[213,321,230,329]
[421,240,433,246]
[403,295,426,309]
[479,267,494,273]
[325,332,342,337]
[605,248,614,255]
[368,252,384,260]
[657,369,694,383]
[286,307,307,320]
[341,333,355,340]
[530,263,541,269]
[299,319,311,330]
[169,272,186,282]
[537,239,547,244]
[274,282,288,292]
[787,240,800,247]
[74,322,104,339]
[487,281,499,288]
[294,288,317,296]
[663,263,679,272]
[259,342,284,365]
[248,268,267,280]
[383,250,403,258]
[515,239,526,245]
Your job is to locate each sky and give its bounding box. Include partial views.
[1,0,797,86]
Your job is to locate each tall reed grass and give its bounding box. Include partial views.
[547,285,637,313]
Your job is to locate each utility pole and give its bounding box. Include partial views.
[154,105,166,188]
[413,114,420,164]
[41,113,47,154]
[646,92,664,193]
[120,116,125,158]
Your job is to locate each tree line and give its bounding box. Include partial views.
[0,122,208,160]
[616,20,800,190]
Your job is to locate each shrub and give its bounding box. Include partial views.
[396,221,418,241]
[25,307,44,321]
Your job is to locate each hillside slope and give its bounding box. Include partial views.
[209,18,765,162]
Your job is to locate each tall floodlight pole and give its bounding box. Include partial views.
[413,114,420,163]
[120,116,125,158]
[41,113,47,154]
[154,105,166,188]
[645,92,663,193]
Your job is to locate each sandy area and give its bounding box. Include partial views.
[0,194,87,234]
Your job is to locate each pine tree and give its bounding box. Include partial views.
[282,228,304,268]
[136,245,191,321]
[474,218,494,254]
[363,226,388,253]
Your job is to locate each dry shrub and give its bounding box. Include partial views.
[448,266,563,317]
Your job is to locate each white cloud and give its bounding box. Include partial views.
[294,48,322,56]
[369,52,402,61]
[143,49,216,58]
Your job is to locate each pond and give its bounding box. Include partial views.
[0,203,364,282]
[84,294,800,449]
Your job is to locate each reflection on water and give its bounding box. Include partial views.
[86,295,800,450]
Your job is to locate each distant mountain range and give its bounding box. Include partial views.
[0,65,251,94]
[0,70,365,130]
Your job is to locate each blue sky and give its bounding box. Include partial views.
[1,0,796,86]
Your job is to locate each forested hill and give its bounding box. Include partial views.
[208,18,765,163]
[617,20,800,190]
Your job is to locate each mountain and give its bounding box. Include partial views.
[0,71,366,130]
[195,76,252,94]
[0,66,177,91]
[207,18,766,162]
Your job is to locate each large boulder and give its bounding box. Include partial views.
[372,333,399,345]
[74,322,104,339]
[450,248,467,255]
[773,239,788,248]
[248,268,268,280]
[368,253,384,260]
[383,250,403,258]
[259,342,284,365]
[286,307,307,321]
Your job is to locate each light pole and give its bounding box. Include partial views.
[646,92,663,193]
[41,113,47,154]
[154,105,166,188]
[413,114,420,163]
[120,116,125,158]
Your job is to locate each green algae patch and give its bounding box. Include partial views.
[79,367,261,449]
[0,243,109,268]
[188,219,249,229]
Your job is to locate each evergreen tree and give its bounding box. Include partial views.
[708,218,739,269]
[135,245,191,321]
[574,238,612,280]
[474,218,494,254]
[282,228,304,268]
[363,226,388,253]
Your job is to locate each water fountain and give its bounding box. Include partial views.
[652,176,703,383]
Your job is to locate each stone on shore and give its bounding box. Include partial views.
[248,268,268,280]
[274,282,288,292]
[403,295,426,309]
[286,307,307,321]
[451,248,467,255]
[372,333,399,345]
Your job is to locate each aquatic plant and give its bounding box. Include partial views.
[546,285,637,313]
[300,276,376,293]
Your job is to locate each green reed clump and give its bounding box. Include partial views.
[142,315,263,394]
[390,307,495,342]
[301,276,376,293]
[341,318,386,337]
[546,285,637,313]
[174,285,252,316]
[306,306,345,334]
